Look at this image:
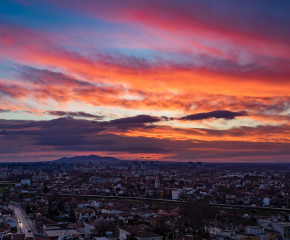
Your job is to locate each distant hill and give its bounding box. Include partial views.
[52,155,123,164]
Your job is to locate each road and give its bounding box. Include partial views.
[9,205,40,237]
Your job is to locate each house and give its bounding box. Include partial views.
[21,179,31,185]
[150,216,166,230]
[145,189,164,199]
[215,226,280,240]
[226,195,236,204]
[0,201,7,210]
[12,234,25,240]
[0,223,10,237]
[172,189,182,200]
[119,213,134,223]
[58,234,84,240]
[4,216,17,228]
[69,222,93,239]
[119,225,162,240]
[259,219,290,240]
[98,213,115,223]
[35,217,56,230]
[74,208,95,221]
[138,210,155,219]
[42,226,84,240]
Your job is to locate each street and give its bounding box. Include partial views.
[9,205,40,237]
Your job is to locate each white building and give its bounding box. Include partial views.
[172,189,182,200]
[155,176,160,188]
[262,197,270,206]
[21,179,31,185]
[259,219,290,240]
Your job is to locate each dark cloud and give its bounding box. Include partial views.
[46,111,103,119]
[0,109,10,113]
[0,117,104,132]
[180,110,248,121]
[19,66,93,87]
[106,115,162,124]
[0,116,289,162]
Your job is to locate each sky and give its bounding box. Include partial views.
[0,0,290,162]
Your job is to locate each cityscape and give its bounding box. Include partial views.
[0,161,290,240]
[0,1,290,240]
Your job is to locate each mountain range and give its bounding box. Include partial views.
[52,155,123,164]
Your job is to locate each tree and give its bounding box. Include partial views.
[179,191,185,200]
[154,228,165,240]
[25,204,31,214]
[43,185,49,193]
[180,200,217,238]
[69,210,77,223]
[50,208,59,217]
[125,233,138,240]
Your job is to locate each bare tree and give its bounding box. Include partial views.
[180,199,217,238]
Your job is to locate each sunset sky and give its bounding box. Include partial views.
[0,0,290,162]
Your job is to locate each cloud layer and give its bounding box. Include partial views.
[0,0,289,162]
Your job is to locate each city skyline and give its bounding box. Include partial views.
[0,0,290,162]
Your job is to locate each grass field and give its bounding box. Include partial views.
[0,187,8,194]
[214,206,285,217]
[130,201,141,205]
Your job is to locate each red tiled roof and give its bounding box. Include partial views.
[72,222,85,228]
[12,234,25,240]
[120,225,161,239]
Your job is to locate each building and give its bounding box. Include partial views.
[133,169,159,176]
[74,208,95,221]
[42,226,84,240]
[187,162,193,168]
[58,234,83,240]
[262,197,270,206]
[196,162,202,168]
[215,226,280,240]
[259,219,290,240]
[119,225,162,240]
[21,179,31,185]
[141,161,147,169]
[226,194,236,204]
[172,189,183,200]
[145,188,164,199]
[132,162,138,170]
[155,176,160,188]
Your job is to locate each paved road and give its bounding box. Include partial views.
[9,205,40,237]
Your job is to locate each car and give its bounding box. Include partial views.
[28,229,31,233]
[18,218,22,223]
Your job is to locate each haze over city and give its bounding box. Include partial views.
[0,0,290,162]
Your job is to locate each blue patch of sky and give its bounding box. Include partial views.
[0,1,162,60]
[0,0,130,39]
[0,0,228,68]
[0,59,20,80]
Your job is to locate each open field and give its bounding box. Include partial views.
[0,187,8,194]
